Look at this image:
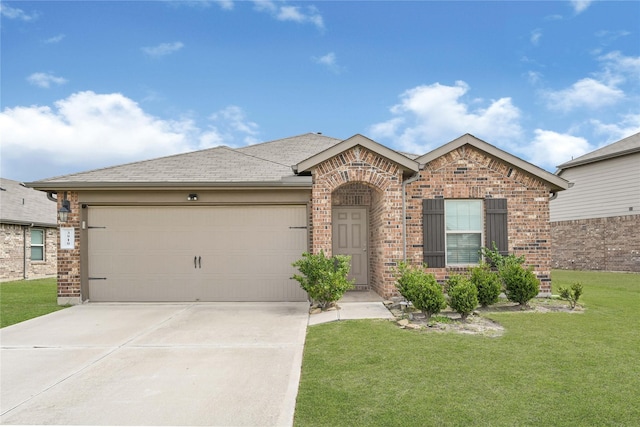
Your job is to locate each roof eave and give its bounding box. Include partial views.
[556,146,640,171]
[25,179,313,191]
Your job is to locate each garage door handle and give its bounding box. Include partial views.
[194,256,197,269]
[198,256,202,269]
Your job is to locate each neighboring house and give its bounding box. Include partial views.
[1,178,58,281]
[550,132,640,272]
[27,133,567,305]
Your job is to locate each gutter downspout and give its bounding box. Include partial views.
[23,226,27,280]
[402,171,421,262]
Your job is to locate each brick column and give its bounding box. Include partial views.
[57,191,82,305]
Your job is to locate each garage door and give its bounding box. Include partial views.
[87,206,309,302]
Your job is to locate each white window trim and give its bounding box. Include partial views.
[30,228,45,262]
[444,200,484,266]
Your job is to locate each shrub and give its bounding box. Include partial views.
[469,263,502,307]
[447,275,478,320]
[481,243,525,270]
[501,263,540,306]
[395,262,446,320]
[291,251,354,309]
[558,282,583,309]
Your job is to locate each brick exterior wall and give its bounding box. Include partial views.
[311,146,404,297]
[405,146,554,294]
[56,192,82,304]
[1,223,57,282]
[551,214,640,272]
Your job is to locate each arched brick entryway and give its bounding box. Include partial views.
[310,146,404,298]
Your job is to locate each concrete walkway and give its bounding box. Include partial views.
[308,290,395,326]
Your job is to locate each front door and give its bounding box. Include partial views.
[332,207,368,286]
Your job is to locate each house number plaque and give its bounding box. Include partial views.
[60,227,75,250]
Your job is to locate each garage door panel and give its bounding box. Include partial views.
[88,206,308,302]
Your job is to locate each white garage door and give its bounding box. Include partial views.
[87,206,309,302]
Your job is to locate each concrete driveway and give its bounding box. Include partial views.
[0,302,309,426]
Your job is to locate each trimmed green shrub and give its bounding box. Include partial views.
[501,263,540,306]
[292,251,355,309]
[469,263,502,307]
[447,275,478,320]
[481,243,525,270]
[558,282,583,309]
[395,262,446,320]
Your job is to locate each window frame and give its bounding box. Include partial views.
[444,199,484,266]
[30,228,45,262]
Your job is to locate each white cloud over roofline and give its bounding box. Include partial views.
[0,92,260,180]
[369,81,523,156]
[27,72,68,88]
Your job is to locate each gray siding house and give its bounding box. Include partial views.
[550,132,640,272]
[1,178,58,281]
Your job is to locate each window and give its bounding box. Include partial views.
[31,229,44,261]
[445,200,483,265]
[423,198,508,268]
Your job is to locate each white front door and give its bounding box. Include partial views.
[332,207,368,286]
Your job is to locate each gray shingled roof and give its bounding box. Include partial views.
[557,132,640,170]
[29,133,342,188]
[0,178,57,226]
[237,132,342,165]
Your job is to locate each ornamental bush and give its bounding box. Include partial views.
[395,262,446,320]
[446,275,478,321]
[291,251,354,310]
[469,263,502,307]
[501,263,540,306]
[558,282,583,309]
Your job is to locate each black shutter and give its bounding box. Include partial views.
[485,198,508,257]
[423,199,445,268]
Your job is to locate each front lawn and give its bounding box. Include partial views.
[0,277,67,328]
[294,270,640,426]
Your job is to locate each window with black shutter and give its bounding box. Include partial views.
[422,199,445,267]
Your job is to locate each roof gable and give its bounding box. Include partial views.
[556,132,640,170]
[415,134,568,191]
[294,134,420,174]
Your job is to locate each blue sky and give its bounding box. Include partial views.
[1,0,639,182]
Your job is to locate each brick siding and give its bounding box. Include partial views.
[0,223,57,281]
[404,146,554,294]
[551,215,640,272]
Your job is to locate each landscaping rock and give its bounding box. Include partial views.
[397,319,409,327]
[309,307,322,315]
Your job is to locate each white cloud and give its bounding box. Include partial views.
[527,71,543,85]
[0,3,39,21]
[0,92,260,180]
[543,78,624,112]
[142,41,184,57]
[44,34,65,44]
[369,81,522,155]
[570,0,593,14]
[527,130,592,169]
[27,72,68,88]
[597,51,640,84]
[208,105,260,146]
[590,114,640,143]
[313,52,344,74]
[530,29,542,46]
[253,1,324,30]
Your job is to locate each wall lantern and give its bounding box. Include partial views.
[58,193,71,222]
[187,193,198,201]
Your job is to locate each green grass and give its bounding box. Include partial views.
[0,277,68,328]
[294,270,640,426]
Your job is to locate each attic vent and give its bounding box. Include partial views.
[507,168,513,177]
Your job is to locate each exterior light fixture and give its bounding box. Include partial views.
[187,193,198,201]
[58,193,71,222]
